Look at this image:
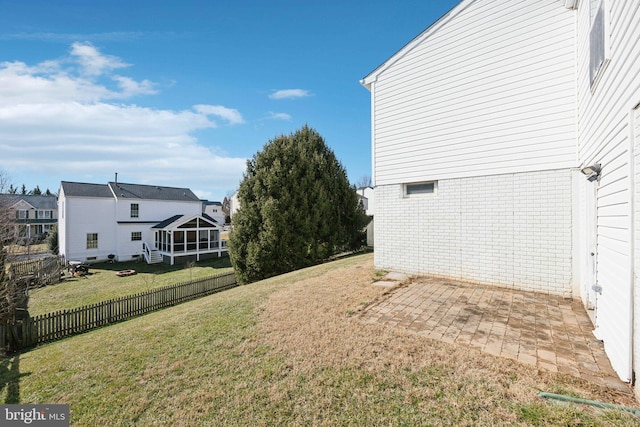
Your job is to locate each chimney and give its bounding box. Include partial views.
[115,172,118,184]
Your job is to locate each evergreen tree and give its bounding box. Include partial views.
[32,186,41,195]
[7,184,17,194]
[229,125,368,283]
[47,226,59,255]
[45,188,52,196]
[20,184,27,195]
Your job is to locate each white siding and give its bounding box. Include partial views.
[114,199,201,222]
[576,0,640,383]
[113,198,202,260]
[203,204,225,224]
[375,169,574,296]
[370,0,577,186]
[62,196,116,262]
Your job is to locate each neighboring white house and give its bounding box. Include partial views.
[362,0,640,395]
[355,186,375,217]
[201,200,226,224]
[0,194,58,242]
[229,191,240,219]
[58,181,227,265]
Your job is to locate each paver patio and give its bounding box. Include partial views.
[362,274,631,393]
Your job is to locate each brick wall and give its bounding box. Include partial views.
[374,169,573,296]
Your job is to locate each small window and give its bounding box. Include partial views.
[17,210,28,219]
[86,233,98,249]
[131,231,142,241]
[131,203,139,218]
[405,181,436,196]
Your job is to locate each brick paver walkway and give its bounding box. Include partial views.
[362,275,630,393]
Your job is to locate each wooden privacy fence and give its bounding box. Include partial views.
[8,256,64,284]
[3,271,237,351]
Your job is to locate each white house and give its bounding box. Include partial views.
[229,191,240,219]
[58,181,227,265]
[201,200,226,224]
[361,0,640,396]
[0,194,58,242]
[355,186,375,217]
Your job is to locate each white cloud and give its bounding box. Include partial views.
[193,104,244,125]
[268,89,312,100]
[267,111,292,121]
[70,42,128,76]
[112,75,157,97]
[0,43,247,198]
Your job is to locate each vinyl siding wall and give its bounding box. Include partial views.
[575,0,640,383]
[113,199,202,260]
[62,196,116,262]
[371,0,577,186]
[114,199,201,223]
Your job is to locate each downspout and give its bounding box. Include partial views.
[369,80,376,187]
[630,105,640,390]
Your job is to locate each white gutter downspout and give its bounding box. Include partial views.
[370,80,376,187]
[630,104,640,390]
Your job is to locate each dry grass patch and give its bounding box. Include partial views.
[2,253,638,425]
[257,253,639,425]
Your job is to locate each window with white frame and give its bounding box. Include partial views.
[404,181,437,197]
[16,210,28,219]
[131,203,139,218]
[35,210,52,219]
[131,231,142,241]
[589,0,608,87]
[86,233,98,249]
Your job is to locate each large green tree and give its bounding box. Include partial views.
[229,125,368,283]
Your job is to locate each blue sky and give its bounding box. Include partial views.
[0,0,459,200]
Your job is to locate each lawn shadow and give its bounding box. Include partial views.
[91,256,232,275]
[0,353,30,404]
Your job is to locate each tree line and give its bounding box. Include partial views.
[4,184,55,196]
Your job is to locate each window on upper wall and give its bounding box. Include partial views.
[131,203,139,218]
[86,233,98,249]
[131,231,142,241]
[16,210,28,219]
[589,0,608,88]
[404,181,437,197]
[35,210,53,219]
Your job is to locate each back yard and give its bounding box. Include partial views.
[27,256,233,316]
[1,253,638,425]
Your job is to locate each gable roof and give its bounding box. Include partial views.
[0,194,58,210]
[108,182,200,202]
[60,181,200,202]
[152,214,184,229]
[61,181,113,198]
[152,213,220,229]
[360,0,470,89]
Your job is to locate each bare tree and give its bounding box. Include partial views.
[0,169,21,324]
[355,175,372,189]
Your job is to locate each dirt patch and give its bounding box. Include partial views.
[257,254,637,410]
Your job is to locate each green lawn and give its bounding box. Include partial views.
[27,256,233,316]
[2,254,638,426]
